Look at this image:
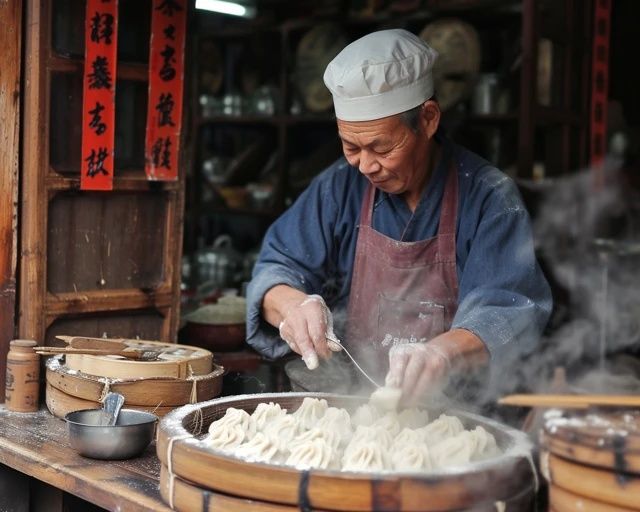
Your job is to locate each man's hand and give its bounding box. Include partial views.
[262,285,341,370]
[384,328,489,404]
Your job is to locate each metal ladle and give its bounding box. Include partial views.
[325,334,382,388]
[102,392,125,426]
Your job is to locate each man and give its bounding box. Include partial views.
[246,29,552,403]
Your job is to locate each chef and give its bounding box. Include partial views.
[246,29,552,403]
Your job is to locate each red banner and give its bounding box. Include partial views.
[145,0,187,181]
[80,0,118,191]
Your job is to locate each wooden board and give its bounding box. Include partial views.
[549,485,637,512]
[45,382,175,419]
[156,393,536,512]
[65,339,213,379]
[0,406,169,512]
[46,356,223,406]
[0,0,22,401]
[544,452,640,510]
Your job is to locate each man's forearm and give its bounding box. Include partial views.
[427,328,490,370]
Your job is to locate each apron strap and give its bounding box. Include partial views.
[437,159,459,236]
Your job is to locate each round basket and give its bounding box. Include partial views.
[541,410,640,511]
[45,356,224,406]
[45,382,175,418]
[157,393,537,512]
[64,339,213,379]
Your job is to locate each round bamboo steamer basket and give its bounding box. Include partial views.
[45,382,175,418]
[549,484,637,512]
[541,451,640,510]
[45,356,224,407]
[159,464,311,512]
[541,410,640,511]
[159,463,536,512]
[65,340,213,379]
[156,393,537,512]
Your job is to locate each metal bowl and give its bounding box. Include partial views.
[65,408,158,460]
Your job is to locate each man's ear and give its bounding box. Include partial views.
[420,100,441,139]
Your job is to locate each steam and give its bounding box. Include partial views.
[494,156,640,398]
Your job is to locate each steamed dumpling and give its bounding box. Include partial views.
[205,422,246,452]
[342,440,390,472]
[209,407,255,435]
[262,414,301,445]
[372,412,401,437]
[316,407,353,446]
[390,442,433,472]
[251,402,287,431]
[351,404,381,427]
[348,425,393,452]
[397,408,430,429]
[290,427,341,451]
[430,432,473,468]
[467,426,500,460]
[235,432,281,463]
[286,438,335,470]
[419,414,464,446]
[369,386,402,412]
[391,428,425,452]
[292,397,328,430]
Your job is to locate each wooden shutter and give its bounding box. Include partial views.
[20,0,185,346]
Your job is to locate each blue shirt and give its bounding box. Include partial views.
[246,138,552,367]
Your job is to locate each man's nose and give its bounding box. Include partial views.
[359,151,380,175]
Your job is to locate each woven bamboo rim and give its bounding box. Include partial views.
[45,356,224,406]
[65,339,213,379]
[45,382,175,418]
[549,484,637,512]
[156,393,536,512]
[542,451,640,510]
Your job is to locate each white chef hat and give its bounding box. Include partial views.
[323,29,438,122]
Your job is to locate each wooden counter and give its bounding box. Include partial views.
[0,405,169,512]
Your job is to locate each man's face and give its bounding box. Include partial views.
[337,114,430,197]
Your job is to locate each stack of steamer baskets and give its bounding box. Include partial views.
[45,337,224,418]
[156,393,538,512]
[541,409,640,511]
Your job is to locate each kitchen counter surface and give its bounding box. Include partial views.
[0,405,169,512]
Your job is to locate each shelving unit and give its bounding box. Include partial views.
[184,0,594,270]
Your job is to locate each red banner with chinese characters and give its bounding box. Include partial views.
[145,0,187,181]
[80,0,118,191]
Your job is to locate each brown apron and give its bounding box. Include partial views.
[345,158,460,382]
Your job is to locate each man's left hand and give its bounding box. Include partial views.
[384,328,489,404]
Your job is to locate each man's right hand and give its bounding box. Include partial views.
[262,286,341,370]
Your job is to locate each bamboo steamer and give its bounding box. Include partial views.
[157,393,537,512]
[549,485,637,512]
[45,382,175,418]
[45,356,224,407]
[541,410,640,511]
[64,339,213,379]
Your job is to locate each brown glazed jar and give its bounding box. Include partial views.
[5,339,40,412]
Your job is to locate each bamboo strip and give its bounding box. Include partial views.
[499,394,640,409]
